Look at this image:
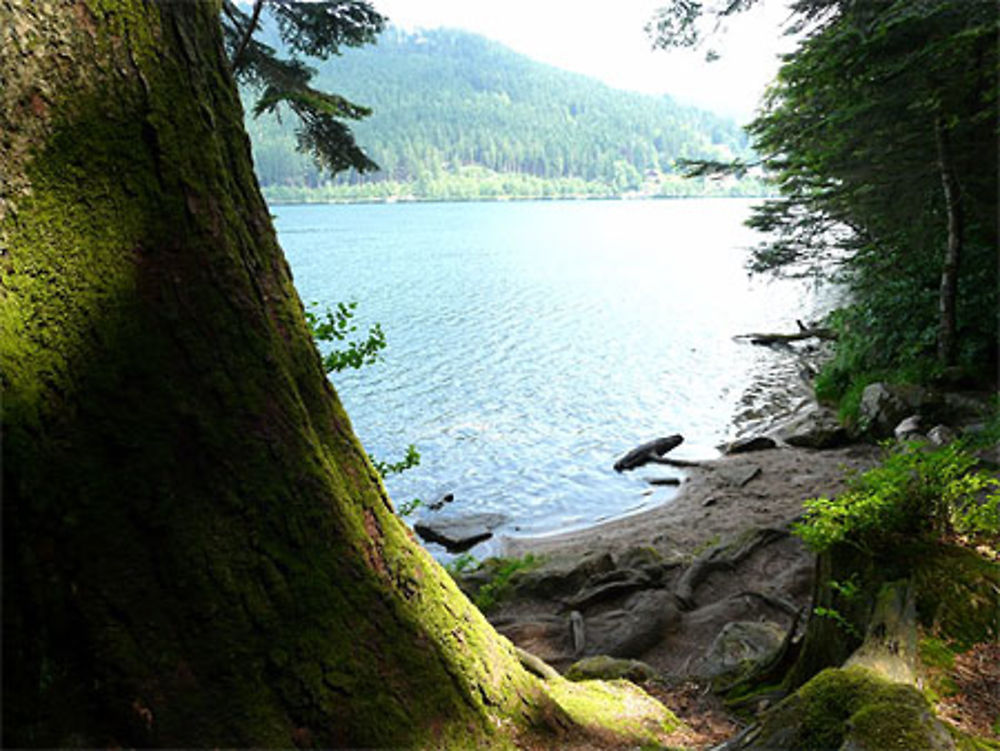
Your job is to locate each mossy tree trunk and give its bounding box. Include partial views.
[0,3,604,747]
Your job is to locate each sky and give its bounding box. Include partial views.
[372,0,799,121]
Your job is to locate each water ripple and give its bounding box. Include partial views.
[276,199,828,554]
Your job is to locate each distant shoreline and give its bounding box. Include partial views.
[263,191,776,207]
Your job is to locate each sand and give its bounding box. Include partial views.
[500,443,883,560]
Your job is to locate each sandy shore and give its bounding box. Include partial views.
[500,443,883,560]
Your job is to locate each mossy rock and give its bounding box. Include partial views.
[732,665,954,750]
[565,655,659,683]
[546,677,683,746]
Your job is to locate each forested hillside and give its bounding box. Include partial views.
[244,27,765,201]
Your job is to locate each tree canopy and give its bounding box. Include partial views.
[653,0,998,403]
[221,0,384,174]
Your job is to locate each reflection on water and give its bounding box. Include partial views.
[274,199,834,550]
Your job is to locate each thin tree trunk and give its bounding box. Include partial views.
[0,3,678,747]
[935,114,963,367]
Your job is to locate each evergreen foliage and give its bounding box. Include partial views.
[243,27,760,199]
[222,1,384,174]
[653,0,998,394]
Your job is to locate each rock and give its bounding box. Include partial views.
[583,589,679,658]
[413,512,508,553]
[492,615,571,665]
[723,436,778,455]
[646,476,681,486]
[425,492,455,511]
[941,391,992,422]
[716,464,762,488]
[772,405,848,448]
[927,424,957,446]
[507,551,617,600]
[565,655,659,683]
[614,435,684,472]
[858,382,927,438]
[725,665,957,751]
[894,415,923,441]
[693,620,786,683]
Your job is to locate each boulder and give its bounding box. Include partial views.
[583,589,680,658]
[506,551,617,600]
[723,436,778,455]
[927,424,957,446]
[771,406,848,449]
[413,512,508,553]
[492,615,571,665]
[858,383,925,438]
[894,415,923,441]
[693,620,787,683]
[941,391,992,423]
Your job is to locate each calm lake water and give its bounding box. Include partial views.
[273,199,826,553]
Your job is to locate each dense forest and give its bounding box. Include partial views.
[243,27,768,201]
[728,0,998,406]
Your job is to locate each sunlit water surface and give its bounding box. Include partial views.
[273,199,829,554]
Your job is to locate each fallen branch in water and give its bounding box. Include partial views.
[734,319,837,346]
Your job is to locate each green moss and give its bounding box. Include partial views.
[909,543,1000,649]
[847,698,949,750]
[755,666,948,749]
[565,655,658,683]
[953,728,1000,751]
[546,677,682,746]
[919,636,957,670]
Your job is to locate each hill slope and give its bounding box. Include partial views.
[245,27,763,201]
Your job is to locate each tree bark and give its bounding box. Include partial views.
[934,114,963,367]
[0,3,677,747]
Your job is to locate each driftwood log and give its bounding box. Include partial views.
[613,435,684,472]
[735,319,837,346]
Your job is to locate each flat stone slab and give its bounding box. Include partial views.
[414,513,509,553]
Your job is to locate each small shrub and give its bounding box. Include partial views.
[304,300,386,373]
[473,554,539,612]
[396,498,422,517]
[794,441,1000,553]
[813,605,861,639]
[369,444,421,478]
[444,553,477,576]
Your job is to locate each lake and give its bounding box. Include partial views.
[273,198,827,554]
